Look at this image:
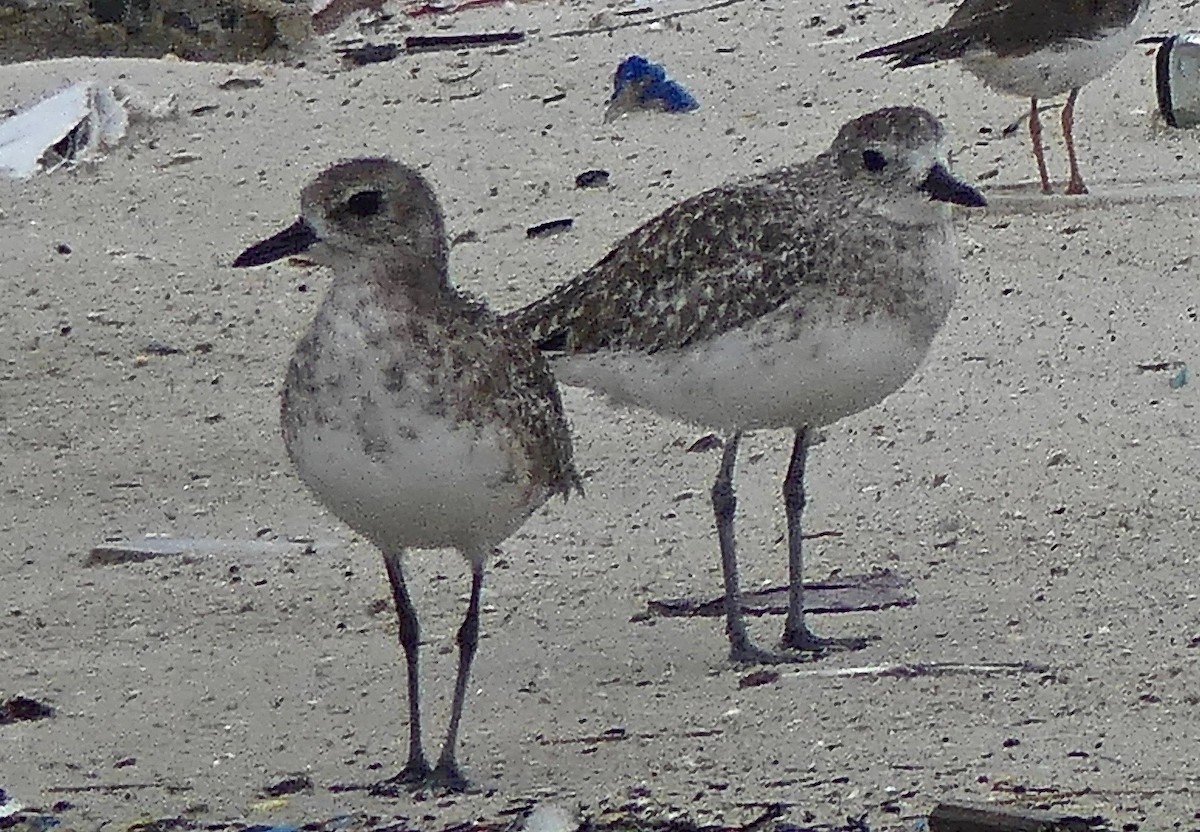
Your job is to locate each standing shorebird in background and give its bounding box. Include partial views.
[858,0,1151,195]
[508,107,986,664]
[233,158,581,792]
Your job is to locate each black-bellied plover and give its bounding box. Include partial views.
[508,107,985,664]
[858,0,1150,195]
[233,158,582,791]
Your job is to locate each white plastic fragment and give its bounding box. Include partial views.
[0,81,130,179]
[520,803,580,832]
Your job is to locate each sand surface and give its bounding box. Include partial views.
[3,1,1200,829]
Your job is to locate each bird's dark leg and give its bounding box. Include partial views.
[713,432,761,662]
[712,432,801,664]
[713,431,751,657]
[1028,96,1053,195]
[429,560,484,793]
[781,428,869,654]
[382,551,431,783]
[1062,87,1088,196]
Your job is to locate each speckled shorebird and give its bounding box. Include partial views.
[508,107,985,664]
[232,158,581,791]
[858,0,1150,195]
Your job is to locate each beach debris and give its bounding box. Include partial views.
[0,695,54,724]
[686,433,723,452]
[1170,364,1189,389]
[575,169,610,189]
[0,81,128,179]
[520,803,581,832]
[338,43,400,65]
[604,55,699,122]
[552,0,751,39]
[144,340,182,356]
[527,217,574,238]
[0,790,21,820]
[1134,359,1190,388]
[787,661,1051,680]
[217,76,264,91]
[406,30,525,52]
[644,569,915,619]
[738,668,780,689]
[1136,359,1185,372]
[928,800,1104,832]
[84,536,321,567]
[262,775,314,798]
[407,0,513,16]
[337,31,523,64]
[1140,33,1200,128]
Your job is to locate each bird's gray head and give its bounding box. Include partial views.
[233,157,448,281]
[828,107,986,225]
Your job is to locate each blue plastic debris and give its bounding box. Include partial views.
[605,54,699,121]
[1170,364,1189,389]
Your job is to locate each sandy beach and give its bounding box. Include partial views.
[3,1,1200,829]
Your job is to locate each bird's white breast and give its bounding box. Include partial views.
[553,309,935,433]
[283,306,535,562]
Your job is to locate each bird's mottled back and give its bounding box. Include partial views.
[507,106,969,356]
[509,174,831,355]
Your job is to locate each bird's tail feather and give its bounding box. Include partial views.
[857,29,975,67]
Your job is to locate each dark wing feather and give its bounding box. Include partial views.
[860,0,1144,66]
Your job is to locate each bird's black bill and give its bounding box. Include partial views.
[232,218,320,268]
[920,163,986,208]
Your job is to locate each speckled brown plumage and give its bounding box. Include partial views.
[233,157,579,794]
[281,280,581,508]
[511,107,962,356]
[508,107,986,666]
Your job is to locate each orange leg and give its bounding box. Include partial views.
[1062,87,1088,195]
[1028,97,1052,194]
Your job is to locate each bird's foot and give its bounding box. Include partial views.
[781,625,875,656]
[729,637,824,666]
[423,761,475,795]
[1065,179,1088,196]
[369,758,432,797]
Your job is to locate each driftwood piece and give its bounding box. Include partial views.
[928,801,1105,832]
[404,31,524,52]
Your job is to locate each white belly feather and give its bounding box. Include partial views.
[962,19,1147,99]
[553,313,932,433]
[283,312,534,561]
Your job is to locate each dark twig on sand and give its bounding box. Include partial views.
[551,0,751,38]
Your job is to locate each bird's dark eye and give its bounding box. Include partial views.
[862,150,888,172]
[346,190,383,217]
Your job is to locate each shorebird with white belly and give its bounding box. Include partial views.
[233,158,582,791]
[508,107,986,664]
[859,0,1151,194]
